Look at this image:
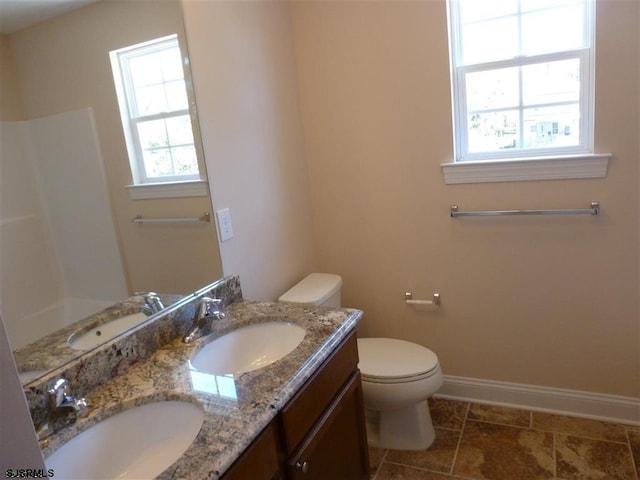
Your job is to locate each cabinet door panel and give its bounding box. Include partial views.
[222,421,282,480]
[287,371,369,480]
[281,332,358,454]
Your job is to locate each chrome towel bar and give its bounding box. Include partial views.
[131,212,211,224]
[450,201,599,217]
[405,292,441,306]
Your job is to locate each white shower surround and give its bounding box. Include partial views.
[0,109,127,349]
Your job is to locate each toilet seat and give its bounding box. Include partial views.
[361,369,439,384]
[357,338,440,384]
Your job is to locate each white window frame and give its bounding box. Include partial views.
[110,34,208,198]
[442,0,610,184]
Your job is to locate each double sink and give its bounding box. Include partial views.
[45,320,308,478]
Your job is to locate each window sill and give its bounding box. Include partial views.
[441,154,611,185]
[126,180,209,200]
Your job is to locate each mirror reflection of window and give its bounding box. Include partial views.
[110,35,203,184]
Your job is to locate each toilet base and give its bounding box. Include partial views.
[365,399,435,450]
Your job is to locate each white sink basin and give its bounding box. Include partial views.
[68,312,148,350]
[46,400,203,479]
[190,322,306,375]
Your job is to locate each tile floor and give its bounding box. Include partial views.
[369,398,640,480]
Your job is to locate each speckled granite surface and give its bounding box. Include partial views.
[30,275,362,479]
[25,276,243,428]
[14,292,184,382]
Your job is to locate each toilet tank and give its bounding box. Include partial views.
[278,273,343,307]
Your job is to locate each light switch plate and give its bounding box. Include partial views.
[215,208,234,242]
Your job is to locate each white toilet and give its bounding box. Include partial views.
[357,338,443,450]
[279,273,444,451]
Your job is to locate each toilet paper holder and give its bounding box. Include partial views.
[405,292,441,306]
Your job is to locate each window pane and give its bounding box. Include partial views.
[137,119,168,150]
[459,0,517,23]
[521,0,581,14]
[522,104,580,149]
[129,53,163,87]
[166,115,195,145]
[468,110,519,153]
[172,146,199,175]
[522,6,585,56]
[142,148,173,177]
[135,85,168,116]
[449,0,592,160]
[165,81,189,111]
[466,67,519,111]
[461,17,518,65]
[522,59,580,106]
[160,48,184,81]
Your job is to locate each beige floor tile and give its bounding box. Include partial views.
[376,462,455,480]
[375,399,634,480]
[385,428,460,474]
[467,403,531,428]
[453,420,554,480]
[627,429,640,479]
[555,434,636,480]
[429,397,469,430]
[532,412,628,443]
[369,447,387,476]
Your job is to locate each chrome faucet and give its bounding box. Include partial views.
[139,292,165,316]
[182,297,225,344]
[36,378,87,441]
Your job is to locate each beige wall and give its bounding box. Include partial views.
[181,1,316,300]
[291,0,639,398]
[7,0,223,295]
[0,35,25,121]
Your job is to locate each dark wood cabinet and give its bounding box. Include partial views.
[222,330,369,480]
[222,421,283,480]
[286,371,368,480]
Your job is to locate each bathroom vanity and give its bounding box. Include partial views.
[25,276,369,479]
[224,332,368,479]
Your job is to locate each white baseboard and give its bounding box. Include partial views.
[436,375,640,426]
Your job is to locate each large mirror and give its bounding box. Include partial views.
[0,0,223,384]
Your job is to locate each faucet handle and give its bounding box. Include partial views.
[73,397,88,414]
[198,297,225,320]
[135,291,165,314]
[48,378,69,408]
[38,378,87,442]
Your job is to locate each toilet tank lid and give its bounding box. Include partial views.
[278,273,342,305]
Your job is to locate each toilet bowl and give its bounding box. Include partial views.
[357,337,443,450]
[279,273,444,450]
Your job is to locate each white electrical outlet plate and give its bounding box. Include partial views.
[215,208,234,242]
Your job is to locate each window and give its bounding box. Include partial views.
[443,0,609,183]
[110,35,207,195]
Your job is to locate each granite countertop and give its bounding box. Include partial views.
[40,299,363,479]
[13,293,184,378]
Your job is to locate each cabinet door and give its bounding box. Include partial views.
[287,371,369,480]
[280,332,359,455]
[223,421,282,480]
